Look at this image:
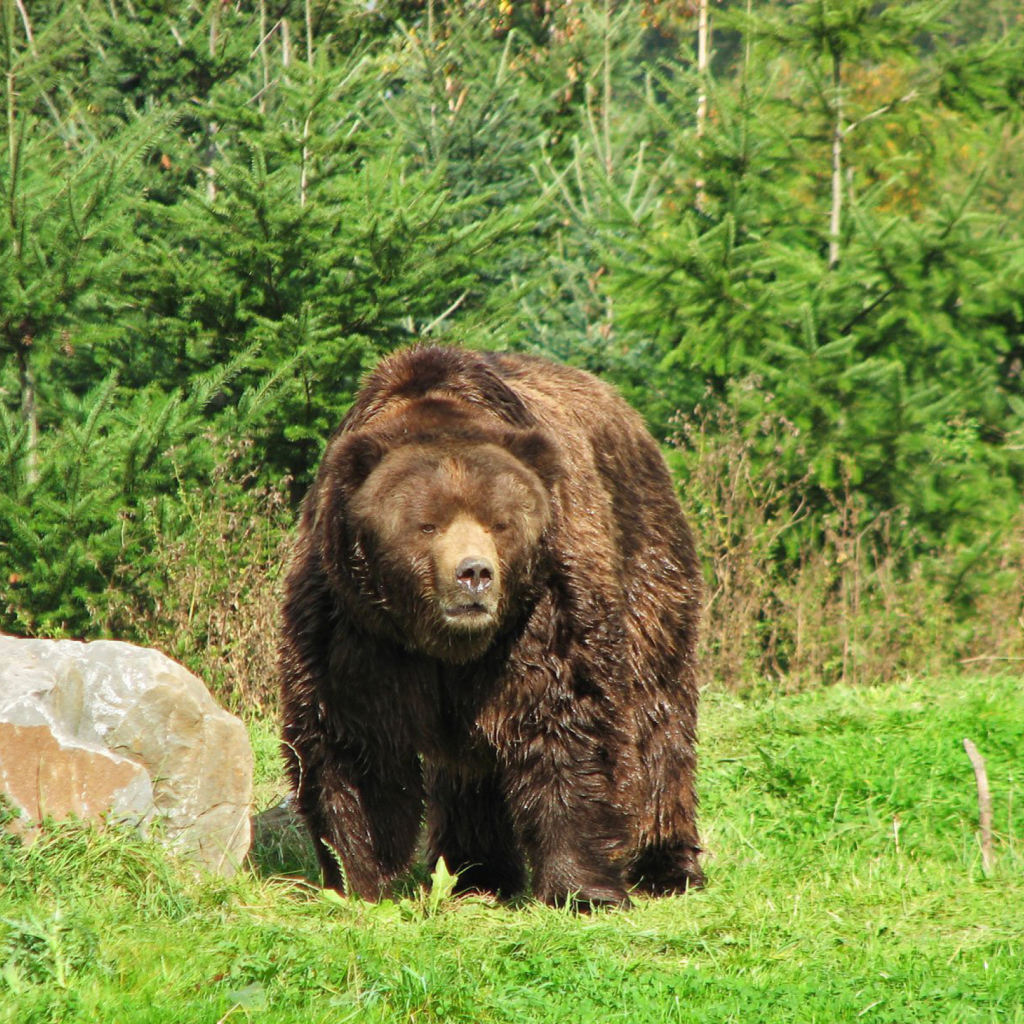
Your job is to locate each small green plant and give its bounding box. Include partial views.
[425,857,460,917]
[0,908,100,993]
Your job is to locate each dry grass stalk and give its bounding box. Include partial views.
[673,400,1024,690]
[105,444,292,714]
[963,738,995,875]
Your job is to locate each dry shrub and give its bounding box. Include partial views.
[105,442,294,715]
[674,403,1024,690]
[964,515,1024,669]
[671,400,810,687]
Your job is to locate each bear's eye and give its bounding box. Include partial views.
[420,524,437,534]
[492,522,510,534]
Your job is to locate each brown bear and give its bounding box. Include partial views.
[279,346,703,907]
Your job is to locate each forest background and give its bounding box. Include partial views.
[2,0,1023,707]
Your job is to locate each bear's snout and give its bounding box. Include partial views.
[456,556,494,593]
[434,515,501,624]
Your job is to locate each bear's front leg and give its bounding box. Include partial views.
[279,561,425,900]
[285,727,423,900]
[424,764,527,898]
[499,725,633,909]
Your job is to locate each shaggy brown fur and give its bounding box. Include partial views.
[279,346,703,907]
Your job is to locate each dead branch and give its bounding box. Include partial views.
[959,655,1024,664]
[963,738,994,875]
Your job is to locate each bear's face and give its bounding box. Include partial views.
[345,441,553,662]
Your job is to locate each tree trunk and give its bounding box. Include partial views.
[300,0,314,208]
[258,0,269,114]
[695,0,711,210]
[17,344,39,486]
[209,0,219,59]
[828,48,843,269]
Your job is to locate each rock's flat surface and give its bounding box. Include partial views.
[0,720,153,828]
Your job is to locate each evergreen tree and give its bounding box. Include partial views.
[591,0,1024,547]
[1,0,173,481]
[3,0,1022,654]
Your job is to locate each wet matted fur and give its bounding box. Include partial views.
[279,346,703,907]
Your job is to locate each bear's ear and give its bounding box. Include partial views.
[329,430,387,492]
[313,431,386,573]
[505,429,563,489]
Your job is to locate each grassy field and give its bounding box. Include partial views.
[2,675,1022,1023]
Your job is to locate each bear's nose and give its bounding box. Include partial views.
[456,557,494,592]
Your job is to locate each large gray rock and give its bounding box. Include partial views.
[0,635,253,875]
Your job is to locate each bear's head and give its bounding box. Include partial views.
[316,420,561,663]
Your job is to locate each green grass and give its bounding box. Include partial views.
[2,675,1022,1023]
